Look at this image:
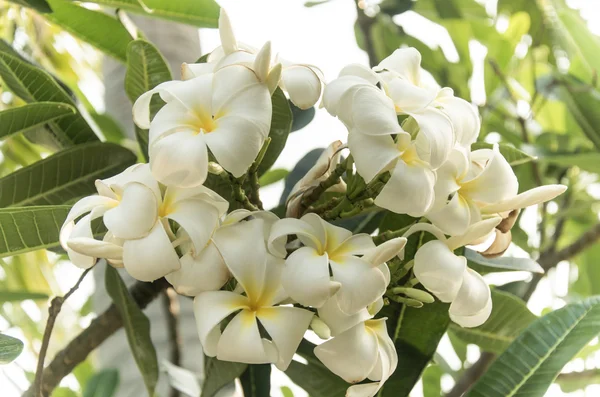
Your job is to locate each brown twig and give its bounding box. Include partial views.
[355,0,378,68]
[33,267,92,397]
[162,289,182,397]
[24,278,169,397]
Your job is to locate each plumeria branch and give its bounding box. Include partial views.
[33,267,93,397]
[300,157,349,215]
[24,278,169,397]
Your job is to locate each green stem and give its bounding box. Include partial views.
[230,175,258,211]
[300,157,349,215]
[373,224,413,245]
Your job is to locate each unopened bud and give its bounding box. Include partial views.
[392,287,435,304]
[310,316,331,339]
[208,162,225,175]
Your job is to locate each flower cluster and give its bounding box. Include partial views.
[60,9,565,396]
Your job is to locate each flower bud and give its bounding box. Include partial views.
[310,315,331,339]
[208,162,225,175]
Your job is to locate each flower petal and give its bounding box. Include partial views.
[212,218,268,300]
[217,310,273,364]
[204,115,265,177]
[348,131,399,183]
[446,217,502,250]
[450,268,492,328]
[411,107,454,169]
[375,161,435,217]
[426,193,473,236]
[436,89,480,148]
[256,306,314,370]
[60,195,115,248]
[377,47,422,84]
[361,237,407,266]
[380,75,436,114]
[63,214,96,269]
[282,247,337,308]
[318,297,372,336]
[461,146,518,204]
[218,8,238,55]
[330,257,387,314]
[168,185,229,216]
[181,62,215,80]
[165,241,230,296]
[314,322,379,384]
[167,200,220,255]
[269,216,323,257]
[414,240,466,302]
[281,64,322,109]
[350,86,403,135]
[122,222,180,282]
[193,291,248,357]
[103,182,158,240]
[149,130,209,187]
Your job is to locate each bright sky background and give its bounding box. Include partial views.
[3,0,600,396]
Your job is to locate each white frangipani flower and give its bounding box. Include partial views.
[194,218,313,370]
[166,208,286,295]
[315,299,397,397]
[63,164,229,282]
[427,145,567,236]
[132,59,272,187]
[285,140,346,218]
[184,9,323,109]
[268,213,405,314]
[409,218,501,328]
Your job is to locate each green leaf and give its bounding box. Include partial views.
[290,102,315,132]
[90,112,128,143]
[0,49,98,147]
[257,88,293,175]
[422,364,443,397]
[83,369,120,397]
[125,39,172,161]
[104,266,158,396]
[7,0,52,12]
[464,249,543,274]
[553,75,600,151]
[0,142,136,207]
[467,296,600,397]
[258,168,289,187]
[0,333,24,364]
[240,364,271,397]
[450,290,537,354]
[379,301,450,396]
[201,357,247,397]
[286,340,349,397]
[0,291,48,302]
[471,142,534,166]
[0,205,71,258]
[84,0,220,27]
[541,152,600,174]
[44,0,133,62]
[0,102,75,140]
[280,386,295,397]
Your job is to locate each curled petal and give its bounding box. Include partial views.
[168,185,229,216]
[103,182,158,240]
[377,47,422,84]
[480,229,511,258]
[68,236,123,261]
[340,63,379,84]
[122,222,180,282]
[280,65,322,109]
[436,90,480,148]
[380,75,436,114]
[314,322,379,384]
[450,268,492,328]
[132,80,180,129]
[446,217,502,250]
[193,291,248,357]
[414,240,466,302]
[461,146,518,204]
[63,214,96,269]
[60,195,115,248]
[165,241,230,296]
[411,107,454,169]
[219,8,238,55]
[256,306,314,370]
[375,161,435,217]
[282,247,338,308]
[268,216,324,257]
[481,185,567,216]
[322,75,375,123]
[167,199,219,254]
[181,62,215,80]
[253,41,272,83]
